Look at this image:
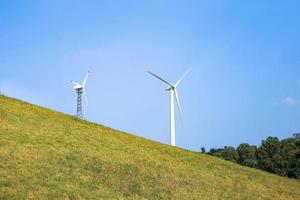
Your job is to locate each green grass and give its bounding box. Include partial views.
[0,95,299,199]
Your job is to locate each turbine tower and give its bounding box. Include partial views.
[148,68,191,146]
[71,71,89,119]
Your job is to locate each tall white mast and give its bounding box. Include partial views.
[148,68,191,146]
[170,89,176,146]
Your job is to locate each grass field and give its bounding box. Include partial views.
[0,95,299,199]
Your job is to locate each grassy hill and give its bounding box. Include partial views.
[0,95,299,199]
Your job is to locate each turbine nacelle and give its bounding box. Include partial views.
[165,86,174,91]
[71,81,83,90]
[148,68,191,118]
[71,71,89,90]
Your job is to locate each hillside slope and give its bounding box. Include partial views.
[0,95,299,199]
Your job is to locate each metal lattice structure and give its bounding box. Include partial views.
[71,71,90,120]
[76,89,83,119]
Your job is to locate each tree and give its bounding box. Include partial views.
[287,134,300,178]
[293,133,300,150]
[291,159,300,178]
[208,148,224,158]
[237,143,257,168]
[209,147,238,162]
[293,133,300,141]
[221,146,238,162]
[200,147,206,153]
[256,137,285,175]
[280,138,298,177]
[207,135,300,179]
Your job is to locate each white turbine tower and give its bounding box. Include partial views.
[148,68,191,147]
[71,71,90,119]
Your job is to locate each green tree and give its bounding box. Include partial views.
[208,135,300,179]
[281,138,298,177]
[208,148,224,158]
[237,143,257,168]
[293,133,300,140]
[288,134,300,178]
[256,137,285,175]
[292,159,300,178]
[221,146,238,162]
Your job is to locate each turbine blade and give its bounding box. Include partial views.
[82,71,90,87]
[175,67,191,87]
[83,89,88,106]
[174,89,183,120]
[71,81,81,87]
[148,71,174,87]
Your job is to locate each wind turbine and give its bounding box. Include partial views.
[148,68,191,147]
[71,71,90,119]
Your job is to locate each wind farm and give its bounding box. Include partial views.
[1,1,300,199]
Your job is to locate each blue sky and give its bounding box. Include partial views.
[1,0,300,151]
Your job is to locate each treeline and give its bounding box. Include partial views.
[205,133,300,179]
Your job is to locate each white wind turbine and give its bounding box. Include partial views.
[148,68,191,146]
[71,71,90,119]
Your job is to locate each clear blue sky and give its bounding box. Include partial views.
[1,0,300,151]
